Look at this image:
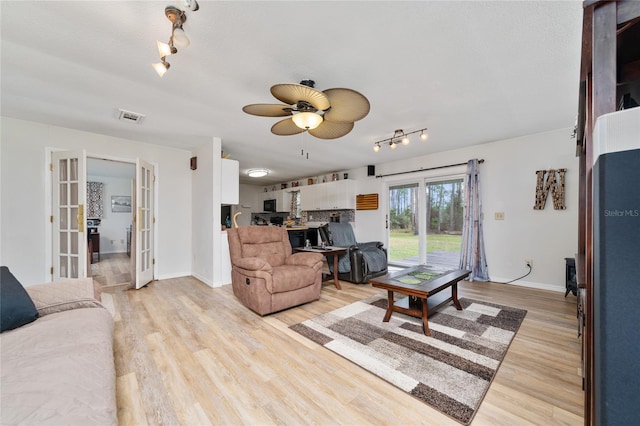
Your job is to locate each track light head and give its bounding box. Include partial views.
[152,60,170,77]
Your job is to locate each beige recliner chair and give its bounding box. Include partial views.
[227,226,324,315]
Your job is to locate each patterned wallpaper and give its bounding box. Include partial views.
[87,181,104,218]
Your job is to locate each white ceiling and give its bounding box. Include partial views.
[1,1,584,184]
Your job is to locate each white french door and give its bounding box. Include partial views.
[52,150,87,279]
[135,159,154,289]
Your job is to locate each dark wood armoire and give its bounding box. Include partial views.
[576,1,640,425]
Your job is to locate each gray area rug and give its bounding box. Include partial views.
[290,294,527,424]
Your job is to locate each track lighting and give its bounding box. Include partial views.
[152,3,199,77]
[372,127,429,152]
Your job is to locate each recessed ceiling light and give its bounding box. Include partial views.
[247,168,269,178]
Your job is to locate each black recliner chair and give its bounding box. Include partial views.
[319,222,388,284]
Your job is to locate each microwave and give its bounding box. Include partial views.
[264,199,276,212]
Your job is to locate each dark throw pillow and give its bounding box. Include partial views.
[1,266,39,332]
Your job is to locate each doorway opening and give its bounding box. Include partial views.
[49,149,156,290]
[87,158,135,292]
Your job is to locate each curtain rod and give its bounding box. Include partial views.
[375,159,484,178]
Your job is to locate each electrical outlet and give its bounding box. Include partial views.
[525,259,532,268]
[494,212,505,220]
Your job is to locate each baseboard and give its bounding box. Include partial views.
[156,271,191,281]
[488,277,565,293]
[191,272,214,287]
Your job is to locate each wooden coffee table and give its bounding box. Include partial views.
[370,266,471,336]
[293,246,347,289]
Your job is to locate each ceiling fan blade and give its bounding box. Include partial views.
[242,104,292,117]
[308,120,354,139]
[322,88,370,123]
[271,118,305,136]
[271,84,330,111]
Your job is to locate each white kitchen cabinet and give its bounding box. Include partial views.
[221,159,239,205]
[324,180,355,209]
[300,184,322,210]
[300,180,354,210]
[262,189,292,212]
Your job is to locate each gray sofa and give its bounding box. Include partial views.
[1,268,116,425]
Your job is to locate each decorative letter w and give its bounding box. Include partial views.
[534,169,566,210]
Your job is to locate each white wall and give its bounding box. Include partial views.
[87,175,134,254]
[237,127,578,292]
[232,183,260,226]
[349,127,578,292]
[191,141,214,286]
[0,117,193,284]
[190,137,226,287]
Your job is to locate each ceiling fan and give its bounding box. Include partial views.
[242,80,370,139]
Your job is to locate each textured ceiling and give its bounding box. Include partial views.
[1,1,583,184]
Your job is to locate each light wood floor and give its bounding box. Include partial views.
[91,253,132,291]
[112,276,583,425]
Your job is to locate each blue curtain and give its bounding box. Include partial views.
[459,159,489,281]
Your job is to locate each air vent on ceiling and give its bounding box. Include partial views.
[118,109,145,124]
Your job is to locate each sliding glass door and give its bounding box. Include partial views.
[425,179,463,270]
[388,183,420,266]
[388,178,464,270]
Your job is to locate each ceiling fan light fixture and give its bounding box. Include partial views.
[152,61,170,77]
[292,112,323,130]
[243,80,369,140]
[247,168,269,178]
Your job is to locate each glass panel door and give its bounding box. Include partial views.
[52,150,87,279]
[135,158,154,289]
[425,179,464,271]
[388,183,420,266]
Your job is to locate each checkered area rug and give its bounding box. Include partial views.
[290,294,526,424]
